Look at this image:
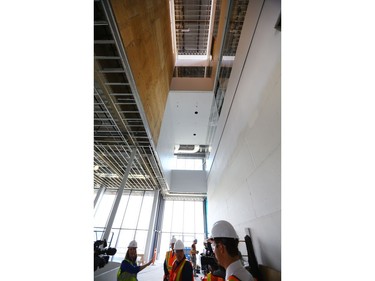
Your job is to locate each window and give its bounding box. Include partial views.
[172,157,203,170]
[93,190,155,263]
[159,200,205,264]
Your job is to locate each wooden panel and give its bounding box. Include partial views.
[110,0,175,145]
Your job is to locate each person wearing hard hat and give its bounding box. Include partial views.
[169,240,194,281]
[117,240,156,281]
[163,236,177,281]
[208,220,253,281]
[190,238,199,277]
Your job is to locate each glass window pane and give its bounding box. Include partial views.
[171,201,183,233]
[135,230,148,254]
[112,193,130,228]
[94,193,115,227]
[194,201,204,233]
[185,159,194,170]
[162,201,173,232]
[137,192,153,229]
[195,159,203,170]
[176,158,185,169]
[183,201,195,233]
[122,191,143,229]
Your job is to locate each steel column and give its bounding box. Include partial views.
[94,185,106,213]
[102,148,137,241]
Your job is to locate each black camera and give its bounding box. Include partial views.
[94,239,117,271]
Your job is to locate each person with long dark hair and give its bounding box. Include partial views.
[117,240,155,281]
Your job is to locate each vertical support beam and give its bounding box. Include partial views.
[94,185,106,212]
[203,198,208,237]
[144,189,160,261]
[102,148,137,242]
[153,196,165,259]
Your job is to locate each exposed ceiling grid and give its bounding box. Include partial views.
[174,0,212,55]
[94,0,166,193]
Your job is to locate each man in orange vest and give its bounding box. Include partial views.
[169,240,194,281]
[164,237,177,281]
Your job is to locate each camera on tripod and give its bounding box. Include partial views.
[94,239,117,271]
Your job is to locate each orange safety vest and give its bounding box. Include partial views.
[202,272,225,281]
[165,250,176,273]
[169,259,194,281]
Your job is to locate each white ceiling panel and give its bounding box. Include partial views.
[167,91,214,145]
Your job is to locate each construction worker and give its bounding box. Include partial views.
[169,240,194,281]
[190,238,199,276]
[208,220,253,281]
[117,240,155,281]
[164,236,177,281]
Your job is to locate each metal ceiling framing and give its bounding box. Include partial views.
[222,0,249,56]
[174,0,212,55]
[94,0,167,193]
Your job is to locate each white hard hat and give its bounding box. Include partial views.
[128,240,138,248]
[209,220,239,239]
[170,237,177,244]
[174,240,184,250]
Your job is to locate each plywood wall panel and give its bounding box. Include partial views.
[110,0,174,146]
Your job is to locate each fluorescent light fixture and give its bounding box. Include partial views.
[97,173,119,178]
[129,174,150,180]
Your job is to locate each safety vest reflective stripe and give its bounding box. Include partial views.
[170,259,193,281]
[117,259,137,281]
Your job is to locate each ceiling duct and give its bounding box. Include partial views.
[174,144,200,154]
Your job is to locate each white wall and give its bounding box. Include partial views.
[170,170,207,193]
[207,0,281,271]
[157,90,214,190]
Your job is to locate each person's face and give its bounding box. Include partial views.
[211,241,223,266]
[128,247,137,260]
[175,249,184,262]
